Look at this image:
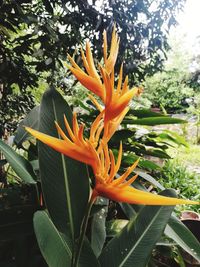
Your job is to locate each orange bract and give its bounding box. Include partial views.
[93,143,199,205]
[26,26,199,207]
[25,113,101,172]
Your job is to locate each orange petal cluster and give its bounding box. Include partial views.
[26,26,199,206]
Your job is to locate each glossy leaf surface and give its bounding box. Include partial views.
[99,190,176,267]
[38,88,89,240]
[34,211,72,267]
[0,140,36,184]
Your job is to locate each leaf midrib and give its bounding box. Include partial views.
[52,99,74,240]
[119,207,163,267]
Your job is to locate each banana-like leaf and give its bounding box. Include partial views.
[165,215,200,262]
[0,140,36,184]
[14,105,40,147]
[99,190,176,267]
[38,88,89,240]
[91,197,108,257]
[79,238,101,267]
[34,211,72,267]
[122,153,160,170]
[120,190,200,262]
[137,171,165,190]
[123,117,187,126]
[34,211,100,267]
[128,109,165,118]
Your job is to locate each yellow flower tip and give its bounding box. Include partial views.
[95,183,200,206]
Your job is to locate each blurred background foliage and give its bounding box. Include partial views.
[0,0,185,135]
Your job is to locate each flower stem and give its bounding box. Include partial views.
[72,191,97,267]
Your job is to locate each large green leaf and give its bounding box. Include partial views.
[38,88,89,240]
[126,143,170,159]
[14,105,40,147]
[34,211,72,267]
[165,215,200,262]
[122,153,161,171]
[158,130,188,147]
[0,140,36,184]
[128,109,165,118]
[91,197,108,257]
[123,116,187,126]
[79,238,101,267]
[120,187,200,262]
[99,189,176,267]
[137,171,165,190]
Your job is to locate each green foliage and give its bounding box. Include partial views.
[79,102,187,171]
[0,139,37,184]
[0,0,185,134]
[143,70,194,112]
[159,160,200,213]
[99,190,176,267]
[38,88,90,239]
[1,88,200,266]
[33,211,72,267]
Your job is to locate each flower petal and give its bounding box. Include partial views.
[68,67,104,99]
[25,127,97,168]
[95,183,199,206]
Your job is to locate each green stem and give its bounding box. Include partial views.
[72,193,96,267]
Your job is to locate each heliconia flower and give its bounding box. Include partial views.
[88,94,129,142]
[67,26,142,127]
[103,107,129,142]
[100,64,143,123]
[67,49,105,102]
[25,113,101,172]
[67,26,119,103]
[92,143,199,206]
[25,115,199,206]
[103,25,120,74]
[25,26,199,207]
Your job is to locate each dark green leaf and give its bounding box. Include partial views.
[0,159,7,167]
[128,109,165,118]
[91,197,108,257]
[122,154,160,171]
[123,117,187,126]
[79,238,101,267]
[42,0,53,14]
[111,129,136,143]
[0,140,37,184]
[165,215,200,262]
[38,88,89,240]
[99,189,176,267]
[14,106,40,147]
[34,211,72,267]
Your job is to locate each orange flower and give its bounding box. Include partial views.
[68,43,105,102]
[103,25,120,74]
[26,115,199,206]
[25,27,199,207]
[99,65,142,123]
[25,113,101,172]
[92,143,199,206]
[68,26,142,137]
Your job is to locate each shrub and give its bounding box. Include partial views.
[143,70,194,112]
[159,160,200,213]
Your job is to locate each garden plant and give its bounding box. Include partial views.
[21,27,199,266]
